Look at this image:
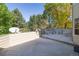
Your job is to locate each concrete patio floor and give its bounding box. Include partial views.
[0,38,78,56]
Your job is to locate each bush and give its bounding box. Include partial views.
[0,26,9,35]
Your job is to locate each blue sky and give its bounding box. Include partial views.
[6,3,44,22]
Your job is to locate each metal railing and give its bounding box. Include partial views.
[40,29,72,37]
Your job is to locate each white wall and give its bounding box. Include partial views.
[73,4,79,45]
[0,32,39,48]
[9,32,39,48]
[0,35,9,48]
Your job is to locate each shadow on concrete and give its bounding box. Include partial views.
[42,36,74,46]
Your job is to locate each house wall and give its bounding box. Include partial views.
[73,3,79,45]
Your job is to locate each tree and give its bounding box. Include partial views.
[36,14,48,29]
[28,14,48,31]
[44,3,72,29]
[28,15,37,31]
[0,3,13,34]
[11,8,28,32]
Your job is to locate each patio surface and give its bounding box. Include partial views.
[0,37,78,56]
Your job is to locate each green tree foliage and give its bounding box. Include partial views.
[0,3,73,35]
[28,3,72,31]
[0,4,28,34]
[11,8,28,32]
[44,3,72,29]
[11,8,25,28]
[0,3,13,34]
[28,14,48,31]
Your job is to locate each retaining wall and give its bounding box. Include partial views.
[0,32,39,48]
